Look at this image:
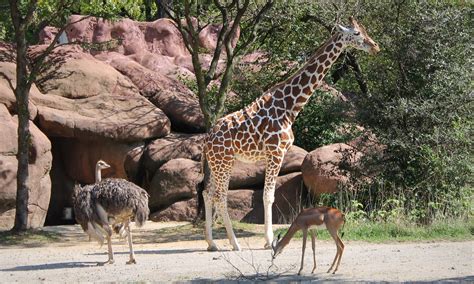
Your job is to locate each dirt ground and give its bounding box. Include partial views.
[0,222,472,282]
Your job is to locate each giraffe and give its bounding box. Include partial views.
[202,17,380,251]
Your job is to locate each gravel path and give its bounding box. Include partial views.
[0,222,472,282]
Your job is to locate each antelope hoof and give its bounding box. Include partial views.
[126,259,136,265]
[207,244,218,251]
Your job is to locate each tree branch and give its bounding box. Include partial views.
[234,0,273,57]
[205,0,232,85]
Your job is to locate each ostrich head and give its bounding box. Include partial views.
[96,160,111,170]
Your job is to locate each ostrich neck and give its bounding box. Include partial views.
[95,166,102,183]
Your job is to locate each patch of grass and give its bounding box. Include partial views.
[273,218,474,243]
[0,230,62,247]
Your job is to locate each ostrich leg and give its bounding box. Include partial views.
[125,220,136,264]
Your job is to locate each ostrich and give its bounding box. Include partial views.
[73,160,150,265]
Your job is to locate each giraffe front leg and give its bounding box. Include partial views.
[263,186,276,249]
[203,189,218,251]
[263,152,284,249]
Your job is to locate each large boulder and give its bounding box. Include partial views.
[240,172,307,224]
[108,57,205,132]
[0,57,170,142]
[34,92,170,141]
[148,158,203,211]
[0,104,52,230]
[272,172,307,224]
[301,143,361,196]
[140,18,189,58]
[34,46,138,99]
[143,133,205,178]
[150,173,305,224]
[150,198,197,222]
[0,62,39,120]
[150,189,257,222]
[229,145,307,189]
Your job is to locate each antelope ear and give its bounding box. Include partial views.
[337,24,350,33]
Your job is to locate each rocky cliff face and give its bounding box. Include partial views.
[0,15,364,228]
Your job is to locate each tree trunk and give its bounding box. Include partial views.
[12,28,31,231]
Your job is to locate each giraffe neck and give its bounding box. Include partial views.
[268,33,348,123]
[95,166,102,183]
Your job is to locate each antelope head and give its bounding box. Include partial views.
[271,233,283,259]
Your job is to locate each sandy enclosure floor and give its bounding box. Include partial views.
[0,222,472,282]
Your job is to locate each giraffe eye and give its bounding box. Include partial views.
[354,31,360,36]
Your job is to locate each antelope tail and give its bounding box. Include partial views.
[340,213,346,239]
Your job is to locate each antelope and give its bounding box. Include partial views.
[271,207,345,275]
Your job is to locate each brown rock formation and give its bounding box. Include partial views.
[0,105,52,230]
[148,158,203,211]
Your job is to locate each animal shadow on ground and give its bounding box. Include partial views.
[86,248,197,256]
[0,261,99,272]
[132,223,257,245]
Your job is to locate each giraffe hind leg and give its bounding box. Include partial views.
[209,161,240,251]
[215,196,241,251]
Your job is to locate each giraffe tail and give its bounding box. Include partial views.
[195,142,209,223]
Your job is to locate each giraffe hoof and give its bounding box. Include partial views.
[232,244,241,251]
[126,259,136,265]
[207,244,218,251]
[97,259,114,266]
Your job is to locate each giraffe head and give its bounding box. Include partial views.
[338,16,380,55]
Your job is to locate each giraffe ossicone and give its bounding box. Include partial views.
[202,16,380,251]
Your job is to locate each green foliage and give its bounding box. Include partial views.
[292,92,357,149]
[232,1,472,224]
[348,2,472,223]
